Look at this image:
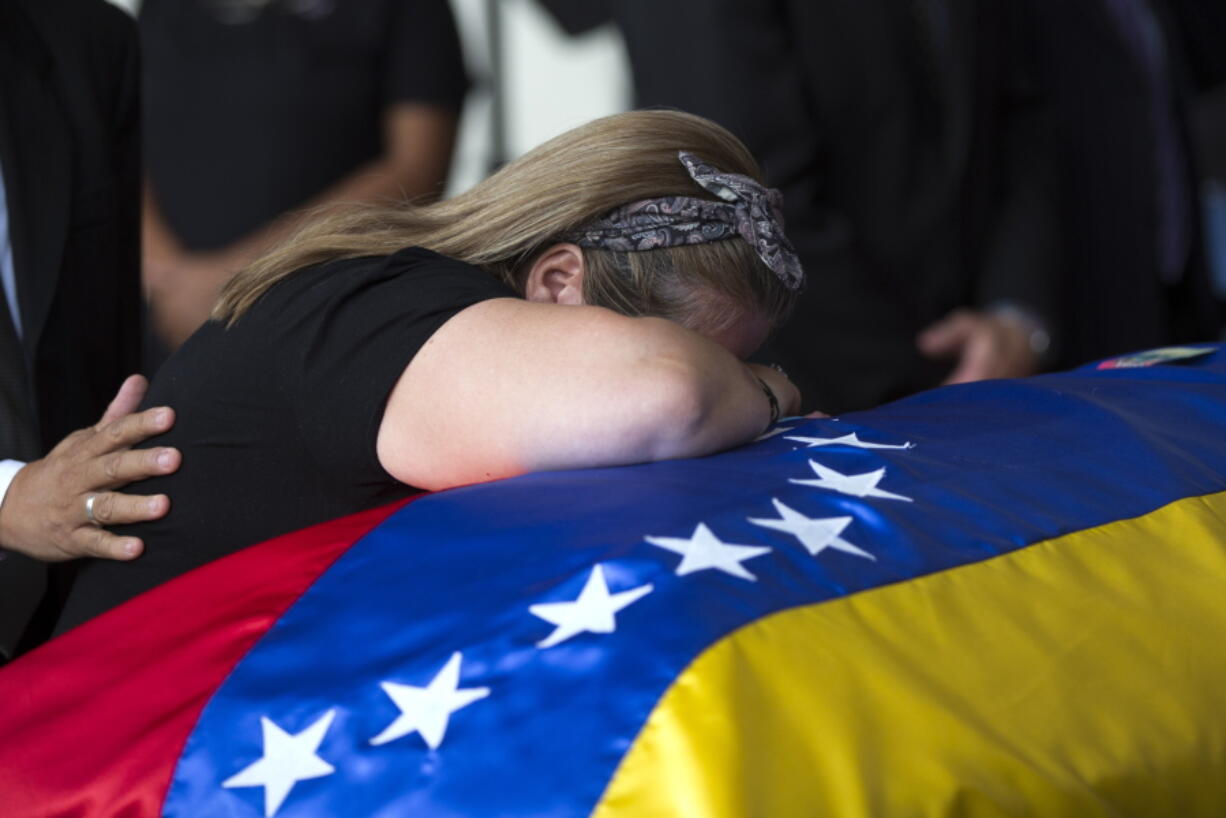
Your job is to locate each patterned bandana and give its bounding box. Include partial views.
[565,151,805,291]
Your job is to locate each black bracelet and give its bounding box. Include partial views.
[755,375,780,430]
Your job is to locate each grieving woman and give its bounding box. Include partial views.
[55,110,805,632]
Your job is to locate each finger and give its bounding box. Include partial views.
[84,406,176,458]
[942,337,996,385]
[917,312,975,357]
[71,526,144,561]
[98,374,149,427]
[93,446,181,488]
[84,491,170,527]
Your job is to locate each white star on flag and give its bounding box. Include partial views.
[222,709,337,818]
[529,563,653,649]
[370,652,490,750]
[785,432,913,450]
[748,498,875,560]
[645,522,772,581]
[790,459,913,502]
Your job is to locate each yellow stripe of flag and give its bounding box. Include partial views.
[594,491,1226,817]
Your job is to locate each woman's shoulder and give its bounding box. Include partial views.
[382,246,494,278]
[312,246,509,290]
[263,247,516,312]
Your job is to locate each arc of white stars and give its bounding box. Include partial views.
[369,652,490,750]
[785,432,913,450]
[645,522,772,581]
[747,498,875,560]
[222,709,337,818]
[529,564,653,649]
[790,459,913,502]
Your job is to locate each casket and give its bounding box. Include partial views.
[2,346,1224,817]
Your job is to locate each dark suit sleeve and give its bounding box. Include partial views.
[974,1,1063,352]
[107,0,142,390]
[0,0,142,661]
[976,107,1062,346]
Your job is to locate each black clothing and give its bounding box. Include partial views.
[602,0,1060,413]
[56,249,515,634]
[142,0,468,251]
[0,0,141,658]
[0,0,141,452]
[1021,0,1223,364]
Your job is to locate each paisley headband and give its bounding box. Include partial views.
[565,151,805,291]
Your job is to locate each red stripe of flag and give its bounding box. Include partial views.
[0,500,411,818]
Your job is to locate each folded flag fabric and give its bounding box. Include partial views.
[2,345,1225,817]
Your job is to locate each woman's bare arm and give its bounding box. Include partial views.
[376,299,798,491]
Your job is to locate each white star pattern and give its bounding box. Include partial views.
[222,710,337,818]
[369,652,490,750]
[790,459,913,502]
[785,432,913,450]
[529,564,653,648]
[211,411,928,808]
[747,498,875,560]
[645,522,772,581]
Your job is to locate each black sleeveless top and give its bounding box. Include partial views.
[56,248,514,634]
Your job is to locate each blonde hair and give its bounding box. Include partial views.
[214,110,797,332]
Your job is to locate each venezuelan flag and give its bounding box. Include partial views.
[1,346,1224,817]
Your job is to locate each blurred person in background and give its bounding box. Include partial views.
[544,0,1062,413]
[1020,0,1225,364]
[1195,85,1226,328]
[0,0,182,661]
[140,0,468,354]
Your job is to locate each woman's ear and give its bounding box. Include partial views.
[523,243,587,305]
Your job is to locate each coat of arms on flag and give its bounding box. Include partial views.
[2,346,1225,816]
